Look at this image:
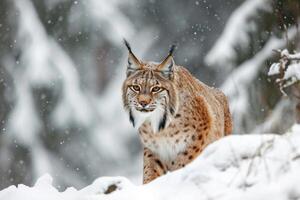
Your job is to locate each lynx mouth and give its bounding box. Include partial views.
[136,108,155,113]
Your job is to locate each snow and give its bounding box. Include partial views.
[1,0,299,193]
[1,124,300,200]
[8,0,94,130]
[68,0,134,44]
[268,49,300,78]
[204,0,299,134]
[283,63,300,84]
[5,0,97,181]
[220,35,287,133]
[268,62,281,76]
[214,22,298,134]
[205,0,271,70]
[268,49,300,89]
[251,99,293,134]
[282,50,300,60]
[2,0,154,188]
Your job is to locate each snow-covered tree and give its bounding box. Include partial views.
[268,49,300,123]
[0,0,142,189]
[206,0,300,134]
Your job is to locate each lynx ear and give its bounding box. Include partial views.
[124,39,141,76]
[157,44,176,79]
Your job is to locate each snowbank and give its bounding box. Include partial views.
[1,124,300,200]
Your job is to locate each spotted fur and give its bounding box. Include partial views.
[122,41,232,184]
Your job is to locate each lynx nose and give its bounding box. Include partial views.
[138,95,151,108]
[139,101,149,107]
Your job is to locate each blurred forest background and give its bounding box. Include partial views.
[0,0,299,190]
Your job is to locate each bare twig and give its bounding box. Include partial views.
[245,137,275,179]
[284,24,289,48]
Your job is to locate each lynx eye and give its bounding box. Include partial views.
[130,85,141,92]
[151,86,162,93]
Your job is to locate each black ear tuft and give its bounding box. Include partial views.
[168,43,177,56]
[123,39,142,76]
[124,39,132,53]
[156,42,177,77]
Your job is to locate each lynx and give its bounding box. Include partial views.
[122,40,232,184]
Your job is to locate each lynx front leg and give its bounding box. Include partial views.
[143,148,166,184]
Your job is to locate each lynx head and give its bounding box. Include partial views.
[122,40,179,133]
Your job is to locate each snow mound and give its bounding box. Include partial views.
[1,125,300,200]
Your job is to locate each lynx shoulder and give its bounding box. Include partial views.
[122,40,232,184]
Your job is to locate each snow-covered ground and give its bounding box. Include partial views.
[1,124,300,200]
